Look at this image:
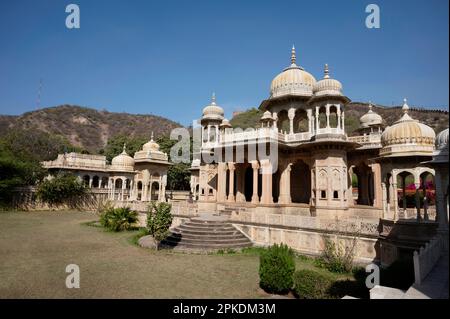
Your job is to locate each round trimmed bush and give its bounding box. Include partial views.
[259,244,295,294]
[293,269,332,299]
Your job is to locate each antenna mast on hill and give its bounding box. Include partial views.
[36,78,43,110]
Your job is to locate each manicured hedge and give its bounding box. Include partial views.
[259,244,295,294]
[293,269,333,299]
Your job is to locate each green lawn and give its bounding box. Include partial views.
[0,211,361,298]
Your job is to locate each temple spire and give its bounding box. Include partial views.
[402,98,409,113]
[291,45,296,65]
[324,63,330,79]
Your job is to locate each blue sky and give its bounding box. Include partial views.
[0,0,448,125]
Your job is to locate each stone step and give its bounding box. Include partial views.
[166,234,251,244]
[161,239,251,249]
[178,224,236,231]
[171,227,239,236]
[187,220,230,226]
[172,231,244,239]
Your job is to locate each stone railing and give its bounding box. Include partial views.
[413,235,444,285]
[348,134,381,147]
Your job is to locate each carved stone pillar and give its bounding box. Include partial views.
[260,159,273,204]
[371,163,382,208]
[251,161,259,203]
[217,162,227,202]
[415,182,421,221]
[228,162,235,202]
[288,108,295,135]
[278,163,292,204]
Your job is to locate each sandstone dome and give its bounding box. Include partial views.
[313,64,343,97]
[360,103,383,128]
[202,93,224,122]
[111,145,135,170]
[435,128,449,150]
[270,46,316,98]
[380,99,435,157]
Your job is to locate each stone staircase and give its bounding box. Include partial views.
[161,215,252,252]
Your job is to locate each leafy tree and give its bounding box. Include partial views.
[103,135,147,162]
[0,140,46,204]
[146,201,173,248]
[36,173,89,206]
[157,135,192,190]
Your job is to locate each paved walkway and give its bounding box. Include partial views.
[405,253,449,299]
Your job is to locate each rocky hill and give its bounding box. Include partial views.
[0,105,183,153]
[230,102,449,135]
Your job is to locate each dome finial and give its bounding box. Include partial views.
[368,101,373,112]
[402,98,409,113]
[151,131,154,141]
[291,45,296,65]
[324,63,330,79]
[211,92,216,105]
[122,143,127,154]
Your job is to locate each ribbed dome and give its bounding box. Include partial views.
[202,93,224,121]
[270,46,316,98]
[111,144,134,170]
[360,103,382,128]
[435,128,449,150]
[313,64,343,97]
[380,99,435,157]
[142,133,160,152]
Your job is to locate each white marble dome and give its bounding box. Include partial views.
[270,46,316,98]
[202,93,224,121]
[220,118,232,128]
[380,99,435,157]
[111,145,134,170]
[313,64,343,97]
[360,103,383,128]
[261,110,273,121]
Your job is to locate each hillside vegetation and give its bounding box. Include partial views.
[230,102,448,135]
[0,105,183,153]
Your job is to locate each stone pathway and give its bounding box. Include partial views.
[404,253,449,299]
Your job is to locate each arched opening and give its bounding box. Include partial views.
[137,181,143,200]
[420,171,436,220]
[329,105,338,128]
[290,160,311,204]
[195,184,200,201]
[318,106,327,129]
[293,109,308,133]
[353,163,373,206]
[101,177,108,189]
[92,175,99,188]
[83,175,90,187]
[277,110,289,133]
[244,166,253,202]
[151,182,159,201]
[397,171,415,217]
[272,167,281,203]
[115,179,123,189]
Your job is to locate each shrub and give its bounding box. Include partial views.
[293,269,333,299]
[99,206,138,232]
[315,237,356,273]
[259,244,295,294]
[146,201,173,247]
[36,173,88,206]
